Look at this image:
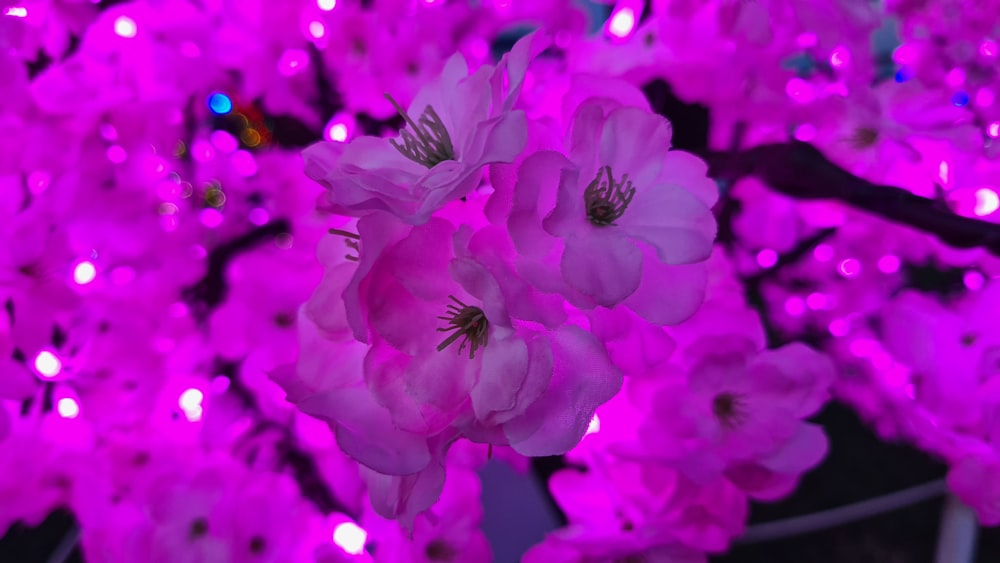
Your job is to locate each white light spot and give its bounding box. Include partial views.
[57,398,80,419]
[585,414,600,436]
[73,261,97,285]
[114,15,137,38]
[333,522,367,555]
[179,388,204,412]
[34,351,62,378]
[938,161,950,185]
[318,0,336,9]
[607,8,636,39]
[974,187,999,216]
[4,6,27,17]
[308,21,325,39]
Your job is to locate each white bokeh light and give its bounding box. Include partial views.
[73,261,97,285]
[34,351,62,378]
[333,522,367,555]
[974,187,999,216]
[114,15,137,38]
[179,388,204,411]
[57,398,80,419]
[607,8,635,39]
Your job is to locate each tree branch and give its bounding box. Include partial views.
[698,141,1000,256]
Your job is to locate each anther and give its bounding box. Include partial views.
[712,392,748,430]
[436,295,489,359]
[584,166,636,226]
[385,94,455,168]
[329,228,361,261]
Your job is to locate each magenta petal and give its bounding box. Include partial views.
[561,233,642,307]
[660,150,720,208]
[598,106,673,188]
[296,387,431,475]
[624,247,708,325]
[470,111,528,166]
[472,336,529,421]
[361,454,447,529]
[509,150,574,257]
[504,326,622,456]
[619,186,717,265]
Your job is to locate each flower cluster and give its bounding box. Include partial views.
[288,30,725,525]
[4,0,1000,561]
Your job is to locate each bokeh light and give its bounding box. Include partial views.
[756,249,778,268]
[208,92,233,115]
[73,261,97,285]
[34,351,62,378]
[607,8,636,39]
[57,398,80,419]
[114,16,137,38]
[974,187,999,216]
[333,522,367,555]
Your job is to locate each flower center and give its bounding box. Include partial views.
[584,166,635,226]
[425,539,457,560]
[189,517,209,540]
[385,93,455,168]
[847,127,879,149]
[712,392,748,429]
[436,295,488,359]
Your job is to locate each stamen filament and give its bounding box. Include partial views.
[584,166,636,226]
[385,93,456,168]
[328,228,361,239]
[436,295,489,359]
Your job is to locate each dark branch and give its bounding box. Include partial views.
[181,219,291,315]
[698,141,1000,257]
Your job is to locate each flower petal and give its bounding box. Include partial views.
[618,186,716,265]
[504,326,622,456]
[561,233,642,307]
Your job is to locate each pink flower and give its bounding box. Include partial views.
[348,217,621,458]
[303,32,548,225]
[507,98,717,324]
[638,340,834,488]
[880,285,1000,426]
[362,465,491,561]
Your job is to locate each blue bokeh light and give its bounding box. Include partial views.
[952,91,970,107]
[208,92,233,115]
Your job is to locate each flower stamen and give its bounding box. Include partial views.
[385,93,455,168]
[845,127,879,149]
[329,228,361,261]
[712,391,748,430]
[584,166,635,226]
[436,295,488,359]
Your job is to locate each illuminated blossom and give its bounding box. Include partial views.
[303,32,549,225]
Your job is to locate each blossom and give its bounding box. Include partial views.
[302,32,549,225]
[508,98,717,324]
[637,340,834,489]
